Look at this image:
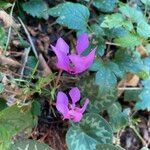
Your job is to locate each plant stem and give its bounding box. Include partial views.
[18,17,38,59]
[55,70,63,86]
[130,125,147,147]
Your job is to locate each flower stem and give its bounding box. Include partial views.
[130,125,147,147]
[55,70,63,86]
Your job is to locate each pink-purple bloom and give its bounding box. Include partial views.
[56,87,89,122]
[51,33,96,74]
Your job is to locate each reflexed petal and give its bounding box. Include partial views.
[69,87,81,107]
[68,110,83,122]
[76,99,90,113]
[56,38,69,54]
[69,48,96,74]
[56,92,69,117]
[76,33,89,55]
[51,45,70,71]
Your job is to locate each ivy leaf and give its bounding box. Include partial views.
[85,0,117,13]
[114,33,142,48]
[10,139,53,150]
[48,2,89,31]
[22,0,49,19]
[66,113,113,150]
[119,5,144,23]
[135,79,150,111]
[77,74,118,113]
[107,103,129,132]
[96,144,125,150]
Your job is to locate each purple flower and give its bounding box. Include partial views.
[51,33,96,74]
[56,87,89,122]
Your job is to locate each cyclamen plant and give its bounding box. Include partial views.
[56,87,89,122]
[53,33,95,122]
[51,33,96,74]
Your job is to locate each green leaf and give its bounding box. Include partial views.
[114,33,142,47]
[22,0,49,19]
[143,58,150,77]
[105,27,128,38]
[137,21,150,38]
[77,74,118,113]
[10,139,53,150]
[31,100,41,116]
[95,60,123,91]
[0,105,34,149]
[0,98,7,111]
[0,1,12,9]
[119,5,144,23]
[24,56,37,76]
[85,0,117,13]
[107,103,129,132]
[48,2,89,31]
[124,90,142,102]
[66,113,113,150]
[0,27,7,49]
[135,79,150,111]
[90,24,105,36]
[141,0,150,6]
[114,50,148,77]
[96,144,125,150]
[101,13,124,29]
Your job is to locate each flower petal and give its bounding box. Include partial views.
[76,98,90,113]
[76,33,89,55]
[56,91,69,117]
[51,45,70,71]
[69,48,96,74]
[69,87,81,107]
[56,38,69,54]
[68,110,83,122]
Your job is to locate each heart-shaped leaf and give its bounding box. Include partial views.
[66,113,113,150]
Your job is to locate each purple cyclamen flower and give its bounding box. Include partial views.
[51,33,96,74]
[56,87,89,122]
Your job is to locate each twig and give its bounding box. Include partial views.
[88,0,94,8]
[106,41,120,46]
[18,47,30,79]
[4,2,15,53]
[0,54,20,67]
[18,17,38,58]
[118,87,142,90]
